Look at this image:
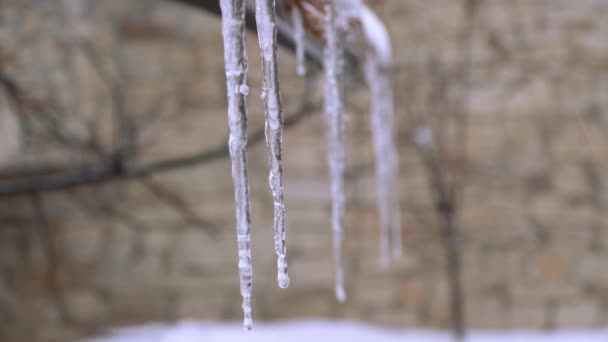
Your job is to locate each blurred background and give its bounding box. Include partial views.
[1,0,608,341]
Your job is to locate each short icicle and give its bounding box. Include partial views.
[255,0,290,289]
[291,6,306,76]
[219,0,254,330]
[323,4,346,303]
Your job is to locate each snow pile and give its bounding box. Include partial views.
[86,320,608,342]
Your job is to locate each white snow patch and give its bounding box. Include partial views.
[86,320,608,342]
[360,6,392,66]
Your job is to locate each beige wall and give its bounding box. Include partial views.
[1,1,608,341]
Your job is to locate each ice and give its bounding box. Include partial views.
[291,7,306,76]
[220,0,254,330]
[347,3,401,265]
[365,60,402,266]
[323,4,347,302]
[255,0,290,289]
[216,0,403,323]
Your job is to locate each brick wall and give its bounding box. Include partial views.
[1,1,608,341]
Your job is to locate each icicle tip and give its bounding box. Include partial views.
[277,254,290,288]
[336,285,346,303]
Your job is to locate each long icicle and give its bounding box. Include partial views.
[370,59,391,269]
[358,5,402,265]
[365,59,402,267]
[323,4,346,303]
[255,0,290,289]
[384,97,403,258]
[219,0,254,330]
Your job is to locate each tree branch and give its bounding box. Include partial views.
[0,0,366,196]
[0,100,320,196]
[168,0,356,68]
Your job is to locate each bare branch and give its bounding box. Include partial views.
[141,178,217,233]
[168,0,356,69]
[0,99,321,196]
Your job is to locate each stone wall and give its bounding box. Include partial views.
[1,0,608,341]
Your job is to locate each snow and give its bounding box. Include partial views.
[254,0,290,290]
[86,320,608,342]
[360,6,392,67]
[220,0,254,330]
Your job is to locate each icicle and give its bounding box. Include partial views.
[390,178,403,258]
[255,0,290,289]
[365,60,402,267]
[323,4,346,303]
[291,7,306,76]
[353,5,402,266]
[219,0,254,330]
